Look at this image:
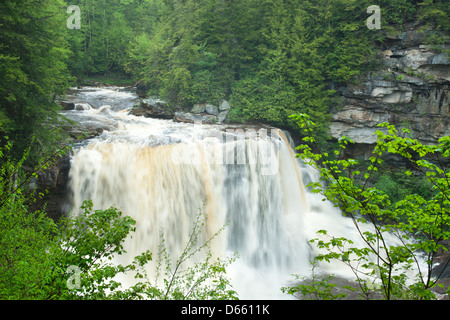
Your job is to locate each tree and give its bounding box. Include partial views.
[228,0,380,144]
[285,113,450,300]
[0,0,71,163]
[126,0,269,107]
[67,0,143,77]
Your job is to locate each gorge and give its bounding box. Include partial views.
[2,0,449,301]
[50,86,432,299]
[33,24,448,299]
[60,86,317,299]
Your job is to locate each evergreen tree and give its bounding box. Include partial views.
[66,0,135,76]
[0,0,71,162]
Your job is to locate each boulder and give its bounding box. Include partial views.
[174,112,217,124]
[205,104,219,116]
[59,101,75,110]
[218,110,230,123]
[75,103,92,111]
[219,100,231,111]
[136,83,150,98]
[129,98,174,119]
[191,104,206,114]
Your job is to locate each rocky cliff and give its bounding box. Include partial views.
[28,154,71,221]
[330,26,449,160]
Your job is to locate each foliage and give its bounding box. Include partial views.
[288,113,450,300]
[417,0,450,32]
[282,262,349,300]
[0,0,71,163]
[373,169,436,206]
[137,208,238,300]
[66,0,138,76]
[66,0,448,145]
[380,0,418,25]
[0,139,66,299]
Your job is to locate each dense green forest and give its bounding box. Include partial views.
[0,0,449,301]
[1,0,449,159]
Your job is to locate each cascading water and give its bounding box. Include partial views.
[62,86,427,299]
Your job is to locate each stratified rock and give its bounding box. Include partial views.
[429,52,449,65]
[400,30,426,47]
[330,26,449,153]
[28,154,71,220]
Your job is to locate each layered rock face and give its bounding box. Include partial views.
[330,27,449,159]
[28,154,71,221]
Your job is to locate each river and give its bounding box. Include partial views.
[60,85,420,299]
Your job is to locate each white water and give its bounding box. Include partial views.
[63,86,426,299]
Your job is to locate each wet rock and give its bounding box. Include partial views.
[219,100,231,111]
[28,154,71,220]
[75,103,92,111]
[59,101,75,110]
[129,98,175,119]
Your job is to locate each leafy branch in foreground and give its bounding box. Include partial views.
[147,206,238,300]
[286,113,450,300]
[282,261,349,300]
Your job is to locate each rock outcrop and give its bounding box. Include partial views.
[329,28,450,292]
[129,97,233,124]
[28,154,71,220]
[59,100,76,110]
[173,100,231,124]
[174,111,218,124]
[129,97,175,119]
[330,27,449,160]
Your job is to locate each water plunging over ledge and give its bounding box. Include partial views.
[62,86,426,299]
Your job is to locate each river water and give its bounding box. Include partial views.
[61,86,421,299]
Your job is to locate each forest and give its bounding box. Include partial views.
[0,0,449,302]
[1,0,448,159]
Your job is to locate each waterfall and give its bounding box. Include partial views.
[63,87,426,299]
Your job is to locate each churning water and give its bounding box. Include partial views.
[62,86,425,299]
